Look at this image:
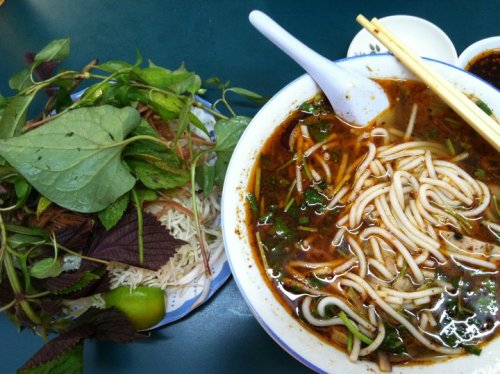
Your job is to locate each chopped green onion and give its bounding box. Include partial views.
[302,160,313,181]
[277,154,297,172]
[347,331,353,353]
[474,168,486,180]
[476,99,493,115]
[338,311,374,345]
[298,216,310,225]
[255,231,270,271]
[246,193,259,216]
[282,179,297,209]
[445,138,456,155]
[284,197,295,213]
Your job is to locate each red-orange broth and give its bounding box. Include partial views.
[246,79,499,368]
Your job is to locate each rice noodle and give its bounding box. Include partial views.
[108,187,223,297]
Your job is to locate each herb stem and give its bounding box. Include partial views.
[0,299,16,312]
[190,153,212,277]
[58,244,110,266]
[338,311,374,345]
[0,216,41,324]
[131,189,144,264]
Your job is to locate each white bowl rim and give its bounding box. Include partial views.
[457,35,500,68]
[222,53,500,373]
[347,15,458,65]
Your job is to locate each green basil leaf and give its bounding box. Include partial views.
[213,115,249,152]
[98,193,130,230]
[227,87,267,104]
[175,95,194,140]
[14,176,31,200]
[214,151,232,187]
[34,38,70,63]
[30,258,63,279]
[9,69,33,91]
[0,105,141,213]
[0,92,37,139]
[8,233,47,249]
[134,63,201,95]
[196,162,215,196]
[134,188,158,206]
[128,159,189,190]
[149,91,183,120]
[96,60,133,73]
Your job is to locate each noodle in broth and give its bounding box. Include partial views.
[246,79,499,370]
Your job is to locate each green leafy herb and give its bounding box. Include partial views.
[0,106,141,213]
[0,37,262,373]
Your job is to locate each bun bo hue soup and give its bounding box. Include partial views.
[245,79,499,371]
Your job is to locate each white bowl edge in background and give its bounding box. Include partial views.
[347,15,458,65]
[457,35,500,69]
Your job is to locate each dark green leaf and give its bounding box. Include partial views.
[0,105,141,213]
[7,233,47,249]
[34,38,70,63]
[14,176,31,200]
[98,193,130,230]
[128,159,190,190]
[212,116,249,152]
[227,87,267,104]
[246,193,258,216]
[5,224,48,238]
[29,258,63,279]
[214,151,232,187]
[0,92,37,139]
[196,161,215,196]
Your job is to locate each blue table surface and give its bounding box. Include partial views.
[0,1,498,373]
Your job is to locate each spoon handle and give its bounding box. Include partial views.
[249,10,344,86]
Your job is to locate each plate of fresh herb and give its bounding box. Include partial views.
[0,38,264,372]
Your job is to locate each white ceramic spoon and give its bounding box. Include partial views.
[249,10,389,127]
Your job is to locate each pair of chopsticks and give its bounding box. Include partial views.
[356,15,500,152]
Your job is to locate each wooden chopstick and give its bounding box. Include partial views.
[356,14,500,152]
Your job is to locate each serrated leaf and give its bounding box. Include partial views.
[0,105,141,213]
[34,38,70,63]
[98,193,129,230]
[44,269,102,295]
[17,338,85,374]
[0,92,37,139]
[85,208,186,270]
[29,258,63,279]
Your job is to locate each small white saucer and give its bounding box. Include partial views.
[347,15,458,65]
[457,36,500,69]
